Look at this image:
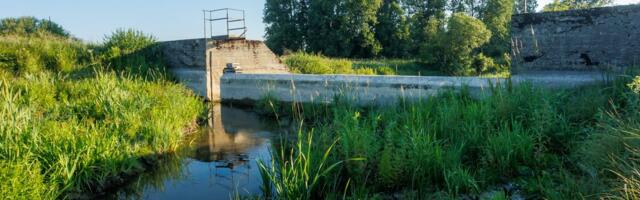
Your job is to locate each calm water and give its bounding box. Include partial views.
[109,104,288,200]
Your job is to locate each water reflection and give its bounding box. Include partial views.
[110,104,283,200]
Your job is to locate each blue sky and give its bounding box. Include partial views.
[1,0,638,43]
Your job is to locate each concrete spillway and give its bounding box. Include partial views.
[219,72,607,106]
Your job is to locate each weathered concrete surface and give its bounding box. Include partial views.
[160,39,208,97]
[207,39,288,101]
[161,38,288,100]
[220,73,606,106]
[511,4,640,73]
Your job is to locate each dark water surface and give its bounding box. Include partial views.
[109,104,288,200]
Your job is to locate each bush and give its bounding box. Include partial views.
[0,17,70,38]
[284,52,353,74]
[0,35,89,74]
[375,66,396,75]
[419,13,492,76]
[100,29,165,76]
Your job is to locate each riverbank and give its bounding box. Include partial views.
[257,74,640,199]
[0,21,205,199]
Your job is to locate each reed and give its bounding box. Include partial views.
[256,73,640,199]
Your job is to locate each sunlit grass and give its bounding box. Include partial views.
[0,27,204,199]
[255,73,640,199]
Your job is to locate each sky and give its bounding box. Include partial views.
[1,0,639,43]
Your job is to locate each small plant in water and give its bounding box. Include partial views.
[258,124,363,199]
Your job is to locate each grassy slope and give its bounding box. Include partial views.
[258,76,640,199]
[0,34,203,199]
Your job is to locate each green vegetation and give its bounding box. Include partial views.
[0,18,204,199]
[0,16,70,38]
[264,0,516,76]
[258,74,640,199]
[265,0,612,76]
[284,52,444,76]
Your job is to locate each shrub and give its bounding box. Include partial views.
[376,66,396,75]
[0,17,70,38]
[473,53,496,74]
[441,13,492,75]
[284,52,354,74]
[0,35,88,74]
[353,67,376,75]
[100,29,165,76]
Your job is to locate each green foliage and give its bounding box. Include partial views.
[263,0,306,54]
[440,13,492,75]
[264,0,517,73]
[0,19,204,199]
[0,72,203,198]
[482,0,514,65]
[285,53,444,76]
[542,0,613,11]
[284,52,379,75]
[259,74,640,198]
[375,0,411,58]
[100,29,166,77]
[0,35,89,74]
[258,130,356,199]
[0,17,70,38]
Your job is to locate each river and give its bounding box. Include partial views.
[108,104,289,200]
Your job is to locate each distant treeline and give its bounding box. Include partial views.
[264,0,611,75]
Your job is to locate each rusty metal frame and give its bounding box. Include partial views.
[202,8,246,40]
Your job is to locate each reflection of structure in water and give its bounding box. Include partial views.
[192,105,271,167]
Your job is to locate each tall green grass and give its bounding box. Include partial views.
[0,72,203,198]
[0,18,204,199]
[257,74,640,199]
[0,34,90,74]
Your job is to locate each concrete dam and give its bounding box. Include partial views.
[161,4,640,105]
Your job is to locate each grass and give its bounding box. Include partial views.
[257,73,640,199]
[0,26,204,199]
[283,52,443,76]
[282,52,511,77]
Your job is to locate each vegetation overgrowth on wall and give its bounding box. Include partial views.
[257,73,640,199]
[0,17,204,199]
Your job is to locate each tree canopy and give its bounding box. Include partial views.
[263,0,612,75]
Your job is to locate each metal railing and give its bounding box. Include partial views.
[203,8,247,40]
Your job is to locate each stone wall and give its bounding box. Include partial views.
[511,4,640,73]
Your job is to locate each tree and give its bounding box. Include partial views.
[514,0,538,14]
[0,17,69,37]
[482,0,514,60]
[376,0,411,58]
[404,0,447,54]
[306,0,382,58]
[440,13,492,75]
[264,0,305,54]
[419,17,444,66]
[543,0,613,12]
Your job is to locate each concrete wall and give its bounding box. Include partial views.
[160,39,209,97]
[161,38,288,101]
[220,73,605,106]
[206,39,288,101]
[511,5,640,73]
